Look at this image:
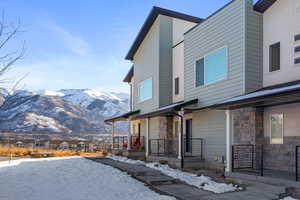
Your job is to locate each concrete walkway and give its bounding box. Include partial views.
[87,157,287,200]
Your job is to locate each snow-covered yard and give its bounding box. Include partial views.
[0,157,175,200]
[107,155,240,194]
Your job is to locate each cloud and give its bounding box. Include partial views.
[46,21,91,56]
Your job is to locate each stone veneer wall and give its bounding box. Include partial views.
[232,107,264,145]
[233,107,299,173]
[158,116,174,139]
[263,137,300,172]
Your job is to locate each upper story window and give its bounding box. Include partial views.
[138,78,152,102]
[174,77,179,95]
[195,47,227,87]
[269,42,280,72]
[295,34,300,42]
[270,114,283,144]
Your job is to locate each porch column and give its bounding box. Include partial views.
[111,121,115,149]
[225,110,233,172]
[178,110,184,160]
[145,118,150,157]
[127,120,131,151]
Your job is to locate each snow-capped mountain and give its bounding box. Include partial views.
[37,89,129,118]
[0,88,9,106]
[0,89,129,134]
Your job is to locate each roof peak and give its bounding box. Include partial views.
[125,7,203,60]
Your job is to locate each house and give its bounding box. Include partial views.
[212,0,300,184]
[106,0,300,184]
[106,7,202,162]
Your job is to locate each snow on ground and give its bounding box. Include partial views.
[106,155,145,165]
[0,157,175,200]
[281,197,298,200]
[106,155,241,194]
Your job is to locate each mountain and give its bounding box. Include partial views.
[0,89,129,134]
[0,88,9,106]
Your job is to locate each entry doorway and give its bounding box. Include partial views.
[185,119,192,153]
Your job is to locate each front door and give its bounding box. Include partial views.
[185,119,192,153]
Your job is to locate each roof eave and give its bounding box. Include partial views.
[253,0,277,13]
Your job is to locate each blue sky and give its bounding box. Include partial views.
[1,0,258,93]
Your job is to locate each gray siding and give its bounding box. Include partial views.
[133,18,160,114]
[159,16,173,107]
[184,0,248,108]
[192,110,226,162]
[245,0,263,93]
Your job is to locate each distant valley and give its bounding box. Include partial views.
[0,88,129,135]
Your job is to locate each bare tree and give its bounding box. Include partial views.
[0,10,26,86]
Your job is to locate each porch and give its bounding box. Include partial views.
[213,80,300,185]
[228,144,300,184]
[112,135,146,159]
[147,138,204,169]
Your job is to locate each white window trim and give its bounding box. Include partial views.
[270,113,284,144]
[194,46,229,88]
[137,77,153,103]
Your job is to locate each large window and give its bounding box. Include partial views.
[195,47,227,87]
[269,42,280,72]
[270,114,283,144]
[138,78,152,102]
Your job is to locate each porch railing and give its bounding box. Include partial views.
[296,146,300,181]
[113,136,145,151]
[130,136,145,151]
[149,138,203,158]
[232,144,264,176]
[183,138,203,158]
[149,139,179,157]
[113,136,128,150]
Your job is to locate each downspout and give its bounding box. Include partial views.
[172,109,184,169]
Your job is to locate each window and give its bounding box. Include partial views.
[138,78,152,102]
[174,77,179,95]
[295,46,300,53]
[270,114,283,144]
[195,47,227,87]
[269,42,280,72]
[295,58,300,65]
[295,34,300,42]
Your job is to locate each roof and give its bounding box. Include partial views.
[253,0,277,13]
[125,6,203,60]
[133,99,198,119]
[123,66,133,83]
[212,80,300,109]
[104,110,140,123]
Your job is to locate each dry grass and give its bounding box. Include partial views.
[0,146,105,158]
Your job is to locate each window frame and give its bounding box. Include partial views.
[269,42,281,72]
[174,77,179,96]
[295,46,300,53]
[194,46,228,88]
[270,113,284,145]
[137,77,153,103]
[295,34,300,42]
